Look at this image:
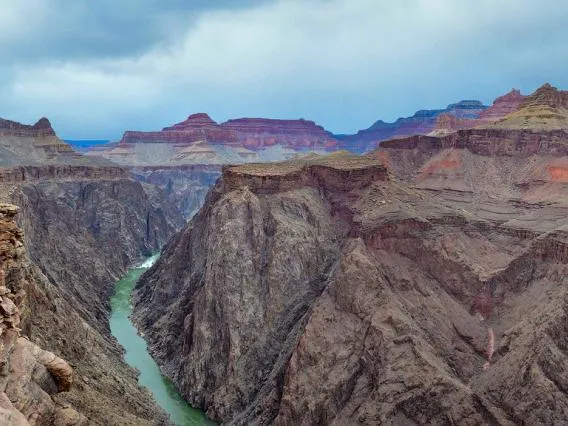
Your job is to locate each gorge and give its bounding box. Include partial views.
[2,83,568,425]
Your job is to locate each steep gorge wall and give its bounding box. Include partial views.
[133,158,568,425]
[0,171,184,424]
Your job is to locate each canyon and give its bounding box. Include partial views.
[0,117,185,424]
[3,83,568,425]
[131,84,568,425]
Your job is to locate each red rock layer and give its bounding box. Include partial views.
[221,118,337,150]
[162,113,218,130]
[478,89,525,121]
[0,117,57,138]
[120,114,337,150]
[379,128,568,157]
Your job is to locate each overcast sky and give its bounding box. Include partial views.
[1,0,567,139]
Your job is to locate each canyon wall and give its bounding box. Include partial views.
[0,171,184,424]
[0,115,185,424]
[132,165,221,219]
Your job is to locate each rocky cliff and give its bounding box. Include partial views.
[131,141,568,424]
[132,165,221,219]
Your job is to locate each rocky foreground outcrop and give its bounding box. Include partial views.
[132,138,568,425]
[0,203,83,425]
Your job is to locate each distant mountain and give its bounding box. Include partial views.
[487,83,568,130]
[336,100,488,153]
[87,113,337,166]
[430,89,526,136]
[0,117,112,167]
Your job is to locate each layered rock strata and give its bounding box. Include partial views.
[121,114,337,151]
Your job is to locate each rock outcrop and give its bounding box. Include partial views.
[0,203,85,425]
[0,172,183,425]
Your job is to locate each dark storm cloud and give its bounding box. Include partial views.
[0,0,272,62]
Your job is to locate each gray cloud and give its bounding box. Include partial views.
[1,0,568,138]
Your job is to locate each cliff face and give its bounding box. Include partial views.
[132,145,568,424]
[132,165,221,219]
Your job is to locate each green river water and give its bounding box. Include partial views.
[110,255,215,426]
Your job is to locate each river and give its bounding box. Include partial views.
[110,254,215,426]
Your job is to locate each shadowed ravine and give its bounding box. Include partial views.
[110,255,215,426]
